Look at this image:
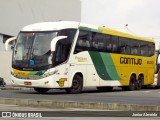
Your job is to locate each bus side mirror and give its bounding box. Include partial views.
[5,37,16,51]
[50,36,67,52]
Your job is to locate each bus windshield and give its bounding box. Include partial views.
[13,29,76,70]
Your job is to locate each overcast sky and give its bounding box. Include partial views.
[81,0,160,42]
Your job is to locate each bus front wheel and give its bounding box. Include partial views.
[65,75,83,94]
[34,88,50,94]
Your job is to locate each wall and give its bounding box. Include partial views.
[0,0,81,85]
[0,35,5,51]
[0,51,12,85]
[0,0,81,36]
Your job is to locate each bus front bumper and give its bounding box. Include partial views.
[11,75,55,88]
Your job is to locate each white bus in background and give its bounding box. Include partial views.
[153,50,160,88]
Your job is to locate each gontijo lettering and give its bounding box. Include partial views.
[120,57,142,65]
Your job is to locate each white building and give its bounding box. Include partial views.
[0,0,81,85]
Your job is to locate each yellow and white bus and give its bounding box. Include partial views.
[5,21,155,93]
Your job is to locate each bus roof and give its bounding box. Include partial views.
[79,23,154,43]
[21,21,154,43]
[98,26,154,42]
[21,21,79,31]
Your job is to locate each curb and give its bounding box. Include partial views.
[0,98,159,111]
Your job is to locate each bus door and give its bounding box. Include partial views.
[53,39,70,88]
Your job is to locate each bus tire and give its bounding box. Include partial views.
[135,76,143,90]
[97,87,113,92]
[122,75,136,91]
[128,75,136,91]
[65,75,83,94]
[34,88,50,94]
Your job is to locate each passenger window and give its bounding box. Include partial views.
[92,33,106,52]
[140,42,148,56]
[106,35,112,52]
[119,37,130,54]
[74,30,92,54]
[111,36,119,53]
[131,40,139,55]
[148,43,155,56]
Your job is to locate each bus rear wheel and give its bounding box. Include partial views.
[122,75,136,91]
[65,75,83,94]
[34,88,50,94]
[135,76,143,90]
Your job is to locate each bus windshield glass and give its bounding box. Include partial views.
[12,29,76,70]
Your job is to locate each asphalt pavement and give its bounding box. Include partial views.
[0,87,160,111]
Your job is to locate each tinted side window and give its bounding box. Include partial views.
[54,29,76,66]
[92,33,106,52]
[140,41,148,56]
[148,42,155,56]
[74,30,92,54]
[119,37,130,54]
[131,40,139,55]
[106,35,112,52]
[55,39,67,63]
[111,36,119,53]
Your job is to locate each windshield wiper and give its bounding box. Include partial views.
[25,46,31,60]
